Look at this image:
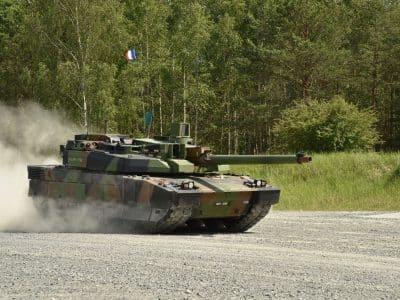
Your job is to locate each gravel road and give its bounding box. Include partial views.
[1,211,399,299]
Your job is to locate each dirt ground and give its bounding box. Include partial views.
[1,211,399,299]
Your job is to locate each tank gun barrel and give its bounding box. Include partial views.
[202,152,312,165]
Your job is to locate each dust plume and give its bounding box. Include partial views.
[0,102,101,232]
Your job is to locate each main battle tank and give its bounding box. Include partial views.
[27,122,311,233]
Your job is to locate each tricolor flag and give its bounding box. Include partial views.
[125,49,136,61]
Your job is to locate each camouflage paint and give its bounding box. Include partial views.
[27,127,310,233]
[28,166,279,221]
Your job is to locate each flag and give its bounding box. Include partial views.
[125,49,136,61]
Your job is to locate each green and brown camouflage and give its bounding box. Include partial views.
[27,122,311,233]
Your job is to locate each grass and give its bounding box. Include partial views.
[230,152,400,211]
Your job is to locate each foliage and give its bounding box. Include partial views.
[272,96,380,152]
[0,0,400,151]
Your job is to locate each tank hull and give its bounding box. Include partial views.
[27,165,280,233]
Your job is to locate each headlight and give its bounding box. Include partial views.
[180,180,196,190]
[257,180,267,187]
[244,179,267,188]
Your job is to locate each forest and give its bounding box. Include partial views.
[1,0,400,154]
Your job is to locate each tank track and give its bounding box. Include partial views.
[182,198,272,233]
[223,198,271,232]
[33,196,271,234]
[140,206,192,234]
[33,198,191,234]
[107,206,192,234]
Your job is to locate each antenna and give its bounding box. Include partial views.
[144,111,153,138]
[183,102,187,123]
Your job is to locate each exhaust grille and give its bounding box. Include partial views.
[27,166,46,180]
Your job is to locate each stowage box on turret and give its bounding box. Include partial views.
[27,123,311,233]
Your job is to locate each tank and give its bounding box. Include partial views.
[27,122,311,233]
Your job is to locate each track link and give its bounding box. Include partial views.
[150,207,192,234]
[223,199,272,233]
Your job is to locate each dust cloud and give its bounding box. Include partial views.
[0,102,101,232]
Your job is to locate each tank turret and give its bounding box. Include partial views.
[58,123,310,174]
[28,122,311,234]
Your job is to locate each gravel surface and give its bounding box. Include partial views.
[1,211,399,299]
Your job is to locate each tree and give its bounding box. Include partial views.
[10,0,128,131]
[269,0,349,100]
[272,96,380,152]
[1,0,400,151]
[114,62,147,136]
[344,0,400,149]
[123,0,171,135]
[168,1,212,142]
[204,0,246,153]
[0,0,24,104]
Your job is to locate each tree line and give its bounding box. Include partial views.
[1,0,399,153]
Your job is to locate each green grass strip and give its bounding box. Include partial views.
[230,152,400,211]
